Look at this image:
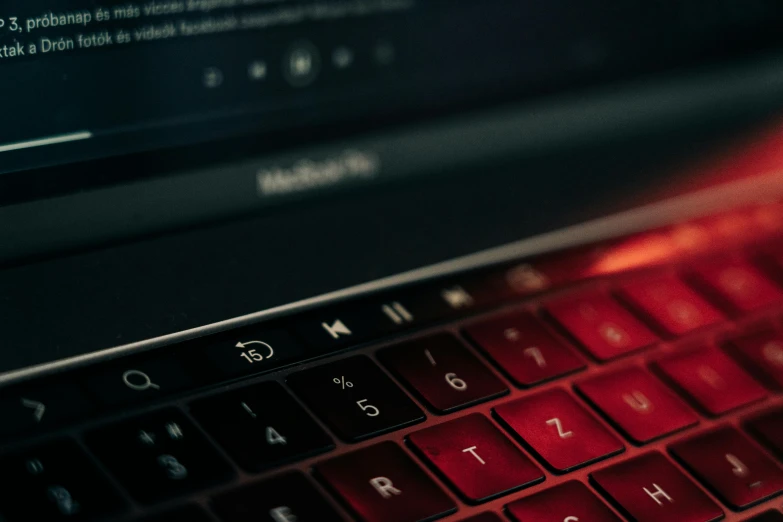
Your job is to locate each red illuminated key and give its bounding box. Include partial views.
[747,409,783,460]
[671,426,783,509]
[690,259,783,313]
[747,511,783,522]
[577,367,697,443]
[729,330,783,389]
[379,334,508,414]
[494,389,623,472]
[315,442,455,522]
[655,347,767,416]
[507,481,621,522]
[591,452,724,522]
[546,291,658,361]
[464,312,585,387]
[408,414,543,503]
[619,274,724,336]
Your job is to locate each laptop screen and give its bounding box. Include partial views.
[3,1,783,207]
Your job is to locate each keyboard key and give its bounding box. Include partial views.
[212,472,342,522]
[576,367,698,443]
[654,347,767,415]
[591,452,724,522]
[464,312,585,386]
[494,389,623,472]
[619,274,724,336]
[728,330,783,389]
[84,353,197,407]
[407,413,543,502]
[506,480,621,522]
[0,378,95,438]
[287,356,424,442]
[546,291,658,361]
[689,258,783,313]
[195,327,307,380]
[134,504,212,522]
[315,442,456,522]
[190,382,333,472]
[0,439,124,521]
[379,334,508,413]
[85,408,233,503]
[670,426,783,509]
[746,409,783,460]
[747,511,783,522]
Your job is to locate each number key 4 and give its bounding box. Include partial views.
[190,382,334,473]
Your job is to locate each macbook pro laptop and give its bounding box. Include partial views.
[2,2,783,521]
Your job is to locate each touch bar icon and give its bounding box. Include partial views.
[381,302,414,325]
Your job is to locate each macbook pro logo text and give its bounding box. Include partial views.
[256,149,380,197]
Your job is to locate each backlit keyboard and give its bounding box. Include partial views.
[2,203,783,521]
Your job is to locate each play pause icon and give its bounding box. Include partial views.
[381,302,414,325]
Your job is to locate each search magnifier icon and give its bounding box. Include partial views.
[122,370,161,392]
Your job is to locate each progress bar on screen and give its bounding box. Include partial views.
[0,131,93,153]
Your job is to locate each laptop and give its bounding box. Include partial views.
[1,2,783,521]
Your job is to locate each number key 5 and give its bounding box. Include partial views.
[287,356,424,442]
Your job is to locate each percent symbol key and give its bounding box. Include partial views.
[287,356,424,442]
[333,376,353,389]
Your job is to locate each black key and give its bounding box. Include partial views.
[287,356,424,442]
[211,472,342,522]
[134,504,213,522]
[190,382,333,472]
[0,378,95,438]
[194,327,307,381]
[84,408,233,504]
[379,334,508,413]
[746,511,783,522]
[0,439,124,521]
[84,353,197,406]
